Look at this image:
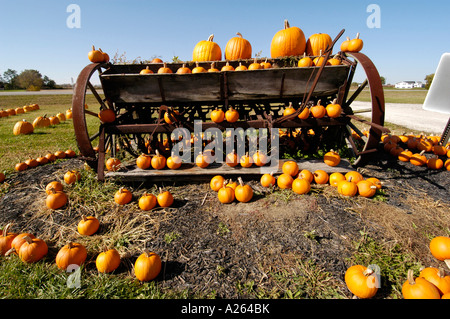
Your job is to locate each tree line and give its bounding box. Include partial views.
[0,69,59,91]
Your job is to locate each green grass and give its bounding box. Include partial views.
[350,88,428,104]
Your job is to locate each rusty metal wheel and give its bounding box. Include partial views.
[339,52,389,166]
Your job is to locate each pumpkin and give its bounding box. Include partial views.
[419,267,450,295]
[297,106,310,120]
[225,32,252,60]
[56,112,66,122]
[33,115,51,128]
[252,151,268,167]
[402,269,440,299]
[0,172,5,183]
[283,103,296,117]
[248,58,262,70]
[277,173,294,189]
[18,236,48,263]
[164,108,180,124]
[345,171,364,183]
[134,250,162,282]
[44,151,56,162]
[157,188,174,207]
[340,37,351,52]
[208,62,219,72]
[310,100,326,118]
[323,150,341,167]
[445,159,450,171]
[13,119,34,135]
[345,265,379,299]
[140,66,154,74]
[270,19,306,58]
[218,181,235,204]
[429,236,450,267]
[157,63,173,74]
[240,152,253,168]
[25,158,38,168]
[151,150,166,170]
[49,116,60,125]
[55,150,66,159]
[235,177,253,203]
[211,175,226,192]
[106,158,121,172]
[357,180,377,198]
[282,160,299,176]
[98,109,116,123]
[297,53,313,68]
[432,145,447,156]
[195,152,210,168]
[88,45,104,63]
[225,107,239,123]
[337,178,358,197]
[235,62,248,71]
[409,150,427,166]
[389,145,404,157]
[166,155,182,170]
[292,177,311,195]
[136,153,152,169]
[138,193,157,211]
[306,33,332,56]
[175,63,190,74]
[226,180,238,190]
[64,170,81,185]
[313,51,329,67]
[366,177,382,190]
[114,188,133,205]
[15,162,28,171]
[417,139,433,153]
[46,189,68,210]
[398,149,413,163]
[260,173,276,188]
[192,61,207,73]
[328,56,341,66]
[313,170,329,184]
[55,242,87,270]
[5,232,35,256]
[211,108,225,123]
[326,99,342,118]
[65,149,76,158]
[15,107,24,114]
[192,34,222,62]
[96,249,121,273]
[427,156,443,170]
[260,59,272,69]
[347,33,364,52]
[329,172,346,187]
[221,61,235,71]
[45,181,63,194]
[151,58,163,63]
[442,293,450,299]
[0,224,17,256]
[77,215,100,236]
[225,150,239,167]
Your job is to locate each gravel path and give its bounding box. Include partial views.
[351,101,449,135]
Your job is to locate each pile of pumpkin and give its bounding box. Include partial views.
[14,149,77,172]
[89,19,363,71]
[345,236,450,299]
[381,133,450,171]
[0,103,40,119]
[0,218,162,282]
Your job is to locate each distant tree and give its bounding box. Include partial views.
[425,74,434,90]
[380,76,386,85]
[2,69,19,90]
[16,69,44,91]
[42,75,57,89]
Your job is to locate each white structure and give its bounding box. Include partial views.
[395,81,425,89]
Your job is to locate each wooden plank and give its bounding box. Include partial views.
[105,159,354,182]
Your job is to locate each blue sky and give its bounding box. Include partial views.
[1,0,449,86]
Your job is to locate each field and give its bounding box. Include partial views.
[0,89,449,303]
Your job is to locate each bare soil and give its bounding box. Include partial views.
[0,151,449,299]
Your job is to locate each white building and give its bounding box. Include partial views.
[395,81,425,89]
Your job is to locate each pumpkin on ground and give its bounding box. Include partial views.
[270,19,306,58]
[134,250,162,282]
[235,177,253,203]
[46,181,64,194]
[419,267,450,296]
[13,119,34,135]
[46,189,68,210]
[96,249,121,273]
[292,177,311,195]
[345,265,379,299]
[0,224,17,256]
[282,160,299,177]
[210,175,226,192]
[218,181,235,204]
[5,233,35,256]
[260,173,276,188]
[337,179,358,197]
[114,188,133,205]
[323,150,341,167]
[77,215,100,236]
[402,269,440,299]
[313,170,329,185]
[18,236,48,263]
[55,242,87,270]
[329,172,346,187]
[356,180,377,198]
[138,193,157,211]
[64,170,81,185]
[157,188,174,207]
[429,236,450,268]
[277,173,294,189]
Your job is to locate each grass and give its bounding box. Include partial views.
[350,88,428,104]
[0,91,439,300]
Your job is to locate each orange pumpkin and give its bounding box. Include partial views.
[13,119,34,135]
[211,175,226,192]
[277,173,294,189]
[252,151,268,167]
[134,250,162,282]
[151,150,166,170]
[96,248,121,273]
[166,155,182,170]
[345,171,364,184]
[46,189,68,210]
[195,152,210,168]
[282,160,299,176]
[292,177,311,195]
[106,158,121,172]
[5,233,35,256]
[260,173,276,188]
[18,236,48,263]
[235,62,247,71]
[225,107,239,123]
[325,99,342,118]
[221,61,235,71]
[427,156,443,170]
[234,177,253,203]
[306,33,332,56]
[64,170,81,185]
[157,63,173,74]
[225,32,252,60]
[310,100,326,118]
[270,19,306,58]
[298,53,313,67]
[323,150,341,167]
[157,189,174,207]
[347,33,364,52]
[419,267,450,296]
[140,66,154,74]
[55,242,87,270]
[88,45,104,63]
[345,265,379,299]
[77,215,100,236]
[192,34,222,62]
[402,269,440,299]
[218,181,235,204]
[0,224,17,256]
[225,150,239,167]
[409,150,427,166]
[98,109,116,123]
[248,58,262,70]
[297,106,310,120]
[313,170,329,184]
[329,172,346,187]
[211,108,225,123]
[429,236,450,265]
[239,152,253,168]
[337,179,358,197]
[136,153,152,169]
[114,188,133,205]
[356,180,377,198]
[138,193,157,211]
[340,37,351,52]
